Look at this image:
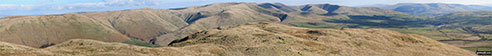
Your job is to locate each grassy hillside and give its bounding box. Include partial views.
[3,2,489,52]
[289,11,492,51]
[169,22,475,56]
[0,22,475,56]
[289,14,430,28]
[0,2,409,48]
[380,3,492,15]
[0,14,130,47]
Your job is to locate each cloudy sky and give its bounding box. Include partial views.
[0,0,491,17]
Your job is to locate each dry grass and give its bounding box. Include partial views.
[0,22,475,56]
[0,2,410,48]
[169,22,475,56]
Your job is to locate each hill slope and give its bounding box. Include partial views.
[0,2,408,48]
[0,14,130,47]
[0,22,475,56]
[381,3,492,15]
[429,11,492,49]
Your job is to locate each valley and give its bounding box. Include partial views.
[0,2,491,56]
[0,22,476,56]
[289,11,492,51]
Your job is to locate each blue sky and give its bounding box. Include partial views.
[0,0,102,4]
[0,0,491,17]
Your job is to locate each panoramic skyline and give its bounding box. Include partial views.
[1,0,491,56]
[1,0,492,6]
[1,0,491,17]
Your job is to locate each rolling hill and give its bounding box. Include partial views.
[286,9,492,51]
[430,11,492,50]
[0,2,408,48]
[379,3,492,15]
[0,22,475,56]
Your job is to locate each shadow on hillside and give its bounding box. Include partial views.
[323,15,428,28]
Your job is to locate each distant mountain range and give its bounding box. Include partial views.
[0,2,487,56]
[1,2,491,17]
[4,2,492,49]
[0,0,201,17]
[369,3,492,15]
[0,2,405,48]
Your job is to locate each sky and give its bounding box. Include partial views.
[1,0,492,6]
[0,0,101,5]
[0,0,491,17]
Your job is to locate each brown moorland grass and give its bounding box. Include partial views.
[0,2,407,48]
[0,22,475,56]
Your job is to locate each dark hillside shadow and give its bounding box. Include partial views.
[324,15,428,28]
